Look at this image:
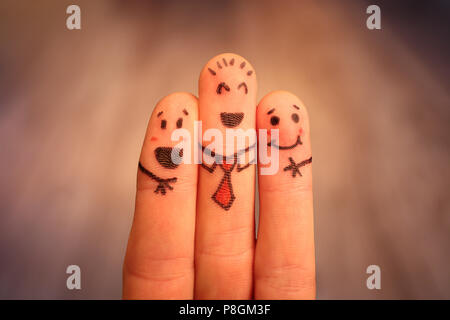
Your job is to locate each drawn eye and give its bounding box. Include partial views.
[291,113,299,123]
[238,82,248,94]
[216,82,230,94]
[176,118,183,128]
[270,116,280,126]
[161,120,167,129]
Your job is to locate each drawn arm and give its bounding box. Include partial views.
[138,162,177,195]
[237,162,252,172]
[201,162,217,173]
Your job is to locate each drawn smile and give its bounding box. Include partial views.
[154,147,183,169]
[268,135,302,150]
[220,112,244,128]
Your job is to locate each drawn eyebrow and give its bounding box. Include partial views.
[157,111,163,117]
[217,61,222,69]
[183,109,189,116]
[222,58,228,67]
[240,61,246,68]
[267,108,275,115]
[292,104,300,110]
[229,58,234,65]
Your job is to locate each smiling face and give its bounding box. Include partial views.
[208,58,253,128]
[257,91,309,151]
[199,53,257,131]
[265,104,303,149]
[140,92,197,172]
[154,108,188,168]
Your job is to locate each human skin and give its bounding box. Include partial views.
[255,91,315,299]
[122,53,315,300]
[123,92,198,299]
[195,53,257,299]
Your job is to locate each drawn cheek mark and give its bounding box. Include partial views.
[299,128,303,136]
[151,136,158,141]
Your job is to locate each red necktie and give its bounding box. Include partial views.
[212,163,236,210]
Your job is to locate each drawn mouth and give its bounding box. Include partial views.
[220,112,244,128]
[154,147,183,169]
[268,135,302,150]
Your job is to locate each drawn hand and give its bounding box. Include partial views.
[123,54,315,300]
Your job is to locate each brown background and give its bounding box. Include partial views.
[0,0,449,299]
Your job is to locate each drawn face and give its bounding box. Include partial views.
[204,56,256,128]
[151,107,190,169]
[138,92,197,195]
[261,103,304,150]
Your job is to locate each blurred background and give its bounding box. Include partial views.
[0,0,449,299]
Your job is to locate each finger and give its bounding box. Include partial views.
[194,53,258,299]
[254,91,315,299]
[123,92,198,299]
